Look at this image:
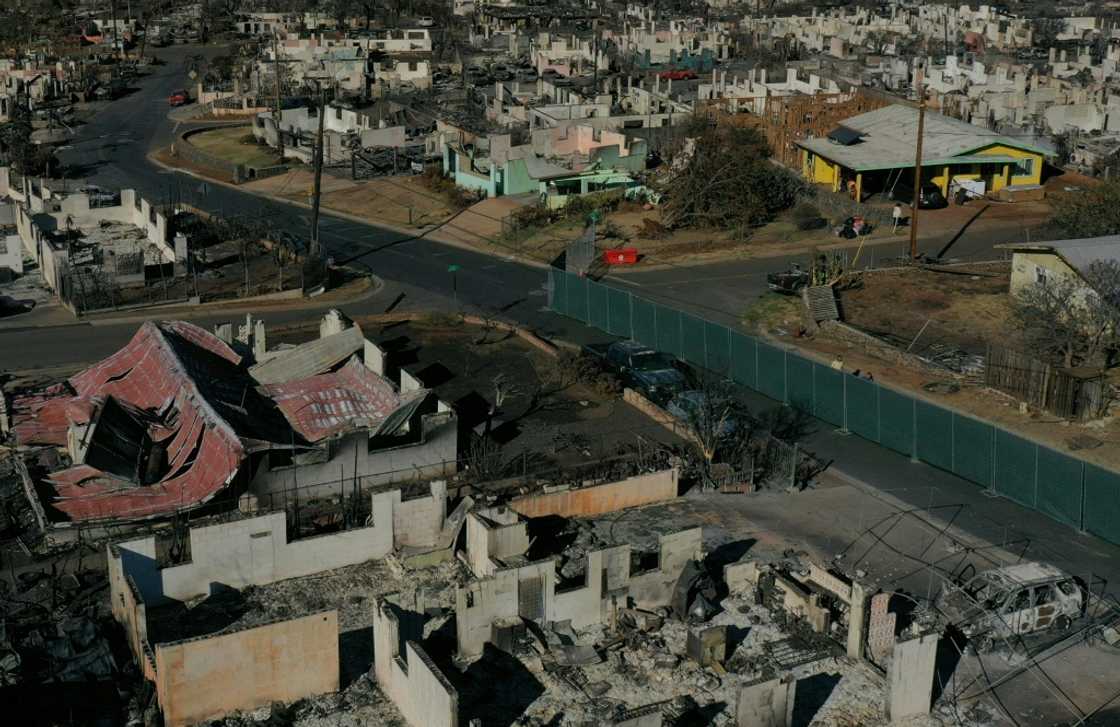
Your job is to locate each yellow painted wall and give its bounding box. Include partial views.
[1009,252,1080,296]
[973,144,1044,186]
[804,151,840,187]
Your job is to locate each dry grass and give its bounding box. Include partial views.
[186,126,280,168]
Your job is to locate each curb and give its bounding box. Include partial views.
[81,275,384,327]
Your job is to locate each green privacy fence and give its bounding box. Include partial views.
[549,268,1120,546]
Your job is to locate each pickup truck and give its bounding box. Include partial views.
[585,341,688,404]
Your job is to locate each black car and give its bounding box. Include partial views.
[890,181,948,209]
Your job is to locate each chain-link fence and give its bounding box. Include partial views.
[548,267,1120,546]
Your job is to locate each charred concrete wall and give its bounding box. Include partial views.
[455,528,702,658]
[456,559,557,658]
[110,493,396,605]
[373,600,459,727]
[627,528,704,610]
[154,611,340,727]
[251,412,458,501]
[465,507,530,577]
[509,468,679,519]
[391,480,448,549]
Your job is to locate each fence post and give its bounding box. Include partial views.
[1077,463,1087,535]
[910,398,919,463]
[783,349,789,404]
[839,372,850,435]
[790,443,798,489]
[986,427,998,496]
[628,291,634,340]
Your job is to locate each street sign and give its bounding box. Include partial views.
[447,264,461,273]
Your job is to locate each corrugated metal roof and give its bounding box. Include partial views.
[249,325,365,384]
[265,357,427,442]
[798,105,1050,172]
[13,321,247,523]
[997,235,1120,278]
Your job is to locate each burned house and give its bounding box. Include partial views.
[4,312,457,534]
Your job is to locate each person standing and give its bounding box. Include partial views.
[892,202,903,234]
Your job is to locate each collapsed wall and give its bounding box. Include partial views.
[455,526,703,658]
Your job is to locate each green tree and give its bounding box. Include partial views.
[1012,259,1120,368]
[1051,181,1120,238]
[662,125,805,237]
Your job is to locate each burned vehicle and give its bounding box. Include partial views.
[766,263,810,294]
[935,563,1083,651]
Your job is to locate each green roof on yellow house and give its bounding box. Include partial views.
[796,105,1053,172]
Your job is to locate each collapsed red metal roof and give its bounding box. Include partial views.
[11,321,246,523]
[263,357,419,442]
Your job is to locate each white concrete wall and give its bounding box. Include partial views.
[372,600,458,727]
[112,492,396,604]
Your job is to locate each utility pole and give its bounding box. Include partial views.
[272,33,284,162]
[110,0,120,59]
[909,63,926,261]
[309,81,326,259]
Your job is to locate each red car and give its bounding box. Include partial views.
[168,90,190,106]
[658,70,698,81]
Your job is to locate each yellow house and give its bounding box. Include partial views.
[995,236,1120,298]
[796,105,1049,202]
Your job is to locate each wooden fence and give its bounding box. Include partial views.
[984,346,1109,420]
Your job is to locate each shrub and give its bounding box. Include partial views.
[791,202,826,231]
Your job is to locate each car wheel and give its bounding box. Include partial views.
[1055,615,1072,632]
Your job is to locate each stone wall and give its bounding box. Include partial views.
[509,468,679,519]
[154,611,340,727]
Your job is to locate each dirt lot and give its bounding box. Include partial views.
[187,126,280,167]
[245,171,457,228]
[837,262,1014,355]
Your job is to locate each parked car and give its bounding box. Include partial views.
[417,16,435,27]
[889,181,948,209]
[666,390,739,438]
[168,89,190,106]
[586,341,688,404]
[658,70,698,80]
[935,563,1083,651]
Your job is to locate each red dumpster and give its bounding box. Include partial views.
[604,247,638,265]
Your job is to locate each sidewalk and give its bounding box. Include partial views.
[0,275,380,331]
